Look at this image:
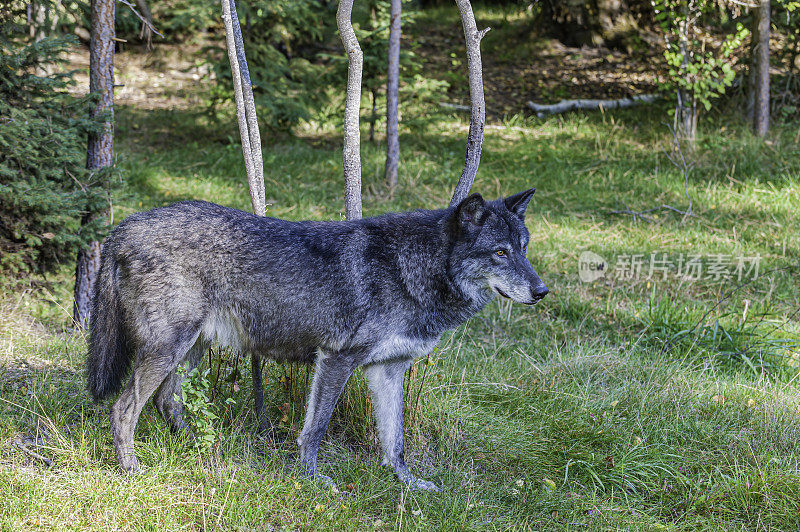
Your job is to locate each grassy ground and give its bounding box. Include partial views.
[3,6,800,531]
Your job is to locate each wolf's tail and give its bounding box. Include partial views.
[86,247,133,400]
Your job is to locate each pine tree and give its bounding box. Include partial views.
[0,31,111,282]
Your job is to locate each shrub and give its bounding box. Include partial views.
[0,29,109,280]
[176,366,220,454]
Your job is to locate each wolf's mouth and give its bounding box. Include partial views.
[494,286,510,299]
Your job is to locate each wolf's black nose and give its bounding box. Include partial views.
[531,284,549,302]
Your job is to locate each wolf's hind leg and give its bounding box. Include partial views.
[297,351,356,486]
[364,359,439,492]
[153,339,206,431]
[111,334,199,473]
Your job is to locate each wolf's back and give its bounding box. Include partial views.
[86,238,133,400]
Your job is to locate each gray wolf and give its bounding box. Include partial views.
[86,188,548,491]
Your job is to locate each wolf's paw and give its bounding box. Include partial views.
[311,473,340,493]
[118,454,141,475]
[408,476,440,492]
[121,462,144,475]
[395,465,440,492]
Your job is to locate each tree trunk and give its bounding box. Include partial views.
[337,0,363,221]
[73,230,101,330]
[753,0,770,137]
[674,24,696,147]
[369,88,376,144]
[51,0,61,34]
[30,2,47,42]
[745,9,758,124]
[73,0,115,329]
[221,0,268,432]
[675,88,696,145]
[28,0,61,41]
[449,0,488,207]
[222,0,265,216]
[384,0,401,191]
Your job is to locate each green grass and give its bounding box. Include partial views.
[3,7,800,529]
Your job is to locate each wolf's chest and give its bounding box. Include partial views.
[365,333,440,365]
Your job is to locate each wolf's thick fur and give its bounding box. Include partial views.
[87,189,548,490]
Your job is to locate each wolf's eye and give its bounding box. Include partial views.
[495,250,506,257]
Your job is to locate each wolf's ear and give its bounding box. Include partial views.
[455,193,488,228]
[504,188,536,219]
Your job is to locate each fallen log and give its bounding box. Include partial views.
[527,94,657,117]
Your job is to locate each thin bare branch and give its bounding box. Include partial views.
[664,123,694,222]
[117,0,163,39]
[338,0,363,220]
[609,203,692,222]
[612,124,694,224]
[14,438,53,467]
[134,0,153,49]
[439,102,470,111]
[449,0,489,208]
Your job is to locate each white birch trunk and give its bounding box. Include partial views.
[753,0,770,137]
[384,0,401,191]
[449,0,488,207]
[338,0,363,220]
[221,0,268,431]
[221,0,265,216]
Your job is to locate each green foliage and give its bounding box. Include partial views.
[349,0,411,93]
[62,0,217,45]
[641,287,799,377]
[207,0,336,130]
[773,0,800,119]
[323,0,448,135]
[653,0,748,112]
[0,32,109,280]
[175,366,235,454]
[147,0,215,41]
[665,24,747,112]
[205,0,448,132]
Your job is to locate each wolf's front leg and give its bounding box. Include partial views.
[364,360,439,492]
[297,351,355,488]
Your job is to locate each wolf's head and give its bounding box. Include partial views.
[447,188,549,306]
